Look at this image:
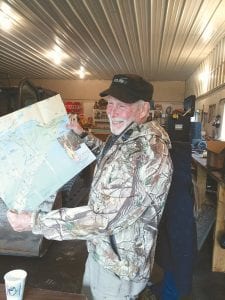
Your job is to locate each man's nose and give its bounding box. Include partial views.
[110,106,119,117]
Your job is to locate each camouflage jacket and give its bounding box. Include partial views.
[32,121,173,282]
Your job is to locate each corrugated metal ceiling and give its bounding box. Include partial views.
[1,0,225,81]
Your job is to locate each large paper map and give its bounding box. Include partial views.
[0,94,96,211]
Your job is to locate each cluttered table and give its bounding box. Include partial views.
[0,283,87,300]
[192,153,225,272]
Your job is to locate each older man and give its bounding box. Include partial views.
[8,74,173,300]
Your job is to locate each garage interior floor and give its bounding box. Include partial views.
[0,175,225,300]
[0,229,225,300]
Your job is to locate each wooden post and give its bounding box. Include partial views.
[212,183,225,272]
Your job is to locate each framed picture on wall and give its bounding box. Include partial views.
[208,104,216,123]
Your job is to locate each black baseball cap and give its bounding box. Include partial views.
[99,74,154,103]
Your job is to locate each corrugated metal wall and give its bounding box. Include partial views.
[186,36,225,97]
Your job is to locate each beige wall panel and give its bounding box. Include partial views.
[152,81,185,103]
[30,79,185,103]
[34,79,185,117]
[7,79,185,117]
[31,80,108,100]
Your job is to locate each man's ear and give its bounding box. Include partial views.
[139,102,150,121]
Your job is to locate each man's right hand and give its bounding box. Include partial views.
[66,114,85,136]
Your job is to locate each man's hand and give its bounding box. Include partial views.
[66,114,85,136]
[7,210,33,232]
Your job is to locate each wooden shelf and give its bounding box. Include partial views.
[93,108,110,139]
[93,109,108,122]
[93,119,109,123]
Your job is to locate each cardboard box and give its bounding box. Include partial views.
[207,140,225,170]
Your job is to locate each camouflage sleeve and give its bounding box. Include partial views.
[32,205,115,241]
[32,138,172,241]
[82,132,105,156]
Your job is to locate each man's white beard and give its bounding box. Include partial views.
[109,117,133,135]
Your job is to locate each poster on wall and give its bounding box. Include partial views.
[64,101,83,115]
[208,104,216,123]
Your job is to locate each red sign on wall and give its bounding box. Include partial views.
[64,101,83,114]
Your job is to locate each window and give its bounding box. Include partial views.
[220,103,225,140]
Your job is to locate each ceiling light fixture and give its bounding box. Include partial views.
[46,45,67,65]
[79,66,85,79]
[74,66,90,79]
[0,3,12,31]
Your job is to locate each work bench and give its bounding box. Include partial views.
[192,154,225,272]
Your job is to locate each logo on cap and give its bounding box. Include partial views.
[113,77,128,85]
